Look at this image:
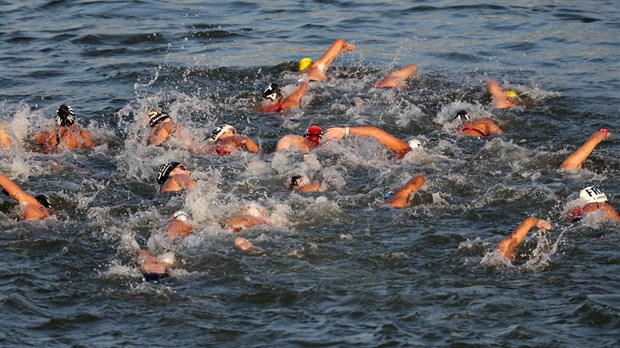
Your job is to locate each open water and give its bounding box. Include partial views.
[1,0,619,347]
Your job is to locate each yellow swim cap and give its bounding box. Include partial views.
[505,90,518,98]
[298,57,313,72]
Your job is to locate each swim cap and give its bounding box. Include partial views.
[35,194,51,208]
[505,90,518,98]
[56,105,76,126]
[157,161,181,185]
[288,175,304,189]
[408,139,423,149]
[172,210,189,222]
[383,191,395,200]
[455,110,470,122]
[209,124,236,141]
[158,252,176,266]
[148,109,171,127]
[298,57,313,72]
[262,83,283,101]
[579,186,607,203]
[304,125,322,147]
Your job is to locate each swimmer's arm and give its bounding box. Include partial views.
[498,217,550,260]
[296,180,321,193]
[80,129,95,149]
[281,81,308,109]
[306,39,355,81]
[484,119,504,135]
[242,137,260,153]
[137,250,168,275]
[560,129,611,170]
[0,173,39,206]
[386,175,425,208]
[374,64,417,89]
[326,126,410,158]
[487,80,518,109]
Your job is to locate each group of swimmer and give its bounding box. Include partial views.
[1,38,617,280]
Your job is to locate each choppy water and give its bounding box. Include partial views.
[1,0,619,346]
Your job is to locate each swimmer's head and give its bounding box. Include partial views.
[455,110,470,122]
[505,90,519,98]
[579,186,608,204]
[288,175,308,189]
[408,138,423,149]
[262,83,283,101]
[56,104,76,127]
[304,125,322,147]
[209,124,236,142]
[148,109,171,127]
[172,210,190,222]
[383,191,395,200]
[157,252,176,266]
[298,57,313,72]
[35,194,52,208]
[157,161,181,185]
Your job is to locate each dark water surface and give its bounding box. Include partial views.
[1,0,619,346]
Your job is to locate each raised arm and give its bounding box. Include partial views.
[306,39,355,81]
[281,81,308,109]
[0,173,49,220]
[324,126,411,158]
[487,80,519,109]
[374,64,417,89]
[497,217,550,260]
[385,175,425,208]
[560,129,611,170]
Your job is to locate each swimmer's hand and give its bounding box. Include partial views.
[596,128,611,140]
[324,127,348,141]
[234,237,254,252]
[536,219,551,233]
[343,42,355,52]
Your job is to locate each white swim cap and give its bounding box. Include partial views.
[408,139,423,149]
[579,186,607,203]
[172,210,189,222]
[157,252,176,266]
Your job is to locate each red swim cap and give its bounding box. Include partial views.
[305,125,322,136]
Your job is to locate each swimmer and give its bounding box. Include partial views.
[276,125,323,153]
[497,217,551,260]
[146,108,194,149]
[33,104,95,153]
[324,125,412,158]
[304,38,356,82]
[288,174,322,193]
[254,81,308,113]
[224,214,271,233]
[454,110,503,137]
[0,121,12,149]
[157,161,196,193]
[486,80,524,109]
[205,125,260,155]
[136,248,175,280]
[374,64,418,89]
[568,186,620,223]
[164,210,195,240]
[559,129,611,170]
[0,173,51,220]
[384,175,425,209]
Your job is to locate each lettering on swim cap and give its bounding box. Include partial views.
[579,186,607,204]
[455,110,470,122]
[148,110,171,127]
[262,83,283,101]
[209,125,236,141]
[157,161,181,185]
[56,105,76,127]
